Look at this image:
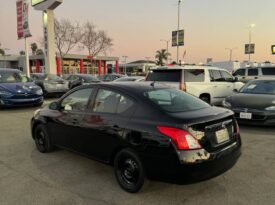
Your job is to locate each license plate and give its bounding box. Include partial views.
[240,112,252,119]
[216,129,229,144]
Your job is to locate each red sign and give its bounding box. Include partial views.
[16,0,32,39]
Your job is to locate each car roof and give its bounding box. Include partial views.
[85,82,173,94]
[150,65,227,71]
[0,68,21,73]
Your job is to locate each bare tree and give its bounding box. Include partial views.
[81,21,113,57]
[55,18,83,71]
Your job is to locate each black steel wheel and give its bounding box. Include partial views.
[114,149,145,193]
[34,124,54,153]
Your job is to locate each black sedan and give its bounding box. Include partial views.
[223,80,275,125]
[66,74,101,89]
[31,82,241,193]
[31,73,69,97]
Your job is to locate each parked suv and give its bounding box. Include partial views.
[146,65,244,105]
[233,66,275,83]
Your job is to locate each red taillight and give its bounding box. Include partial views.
[157,126,202,150]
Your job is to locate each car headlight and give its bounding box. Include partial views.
[35,89,43,95]
[265,106,275,111]
[222,99,232,108]
[0,90,13,97]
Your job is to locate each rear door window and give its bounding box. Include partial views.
[184,69,205,82]
[209,70,224,81]
[146,70,181,82]
[92,89,134,114]
[262,67,275,75]
[248,69,258,76]
[220,71,234,82]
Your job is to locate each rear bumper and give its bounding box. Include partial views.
[233,109,275,126]
[142,137,241,182]
[0,96,43,107]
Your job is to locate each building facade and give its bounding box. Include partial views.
[0,54,120,76]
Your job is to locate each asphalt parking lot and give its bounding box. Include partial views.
[0,100,275,205]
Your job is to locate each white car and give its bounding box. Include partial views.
[146,65,244,105]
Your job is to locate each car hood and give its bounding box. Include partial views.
[226,93,275,110]
[0,82,40,94]
[168,106,233,125]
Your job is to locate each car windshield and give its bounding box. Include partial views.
[0,72,31,83]
[146,70,181,82]
[45,74,63,81]
[240,81,275,95]
[143,88,210,112]
[82,76,100,82]
[115,77,139,82]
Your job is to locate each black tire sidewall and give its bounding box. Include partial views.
[114,149,145,193]
[34,124,53,153]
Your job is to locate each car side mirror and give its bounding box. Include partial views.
[233,89,239,93]
[49,101,61,110]
[233,76,238,82]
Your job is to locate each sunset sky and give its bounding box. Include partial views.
[1,0,275,64]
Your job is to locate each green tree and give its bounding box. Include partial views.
[31,43,38,55]
[19,50,25,55]
[36,49,44,55]
[155,49,171,66]
[0,48,5,56]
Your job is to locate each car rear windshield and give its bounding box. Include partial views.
[240,81,275,95]
[262,67,275,75]
[143,88,210,112]
[0,72,31,83]
[184,69,205,82]
[146,70,181,82]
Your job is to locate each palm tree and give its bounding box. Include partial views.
[30,43,38,56]
[155,49,171,66]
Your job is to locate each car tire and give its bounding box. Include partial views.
[114,148,145,193]
[200,96,210,104]
[34,124,54,153]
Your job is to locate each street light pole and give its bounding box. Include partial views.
[177,0,182,64]
[225,47,238,61]
[122,56,128,75]
[248,24,255,63]
[160,39,170,64]
[3,48,10,68]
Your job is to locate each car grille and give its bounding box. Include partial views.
[189,116,237,152]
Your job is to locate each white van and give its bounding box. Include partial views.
[146,65,244,105]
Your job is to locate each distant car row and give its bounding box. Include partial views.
[0,68,146,108]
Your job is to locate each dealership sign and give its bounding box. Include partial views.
[245,44,255,54]
[31,0,47,6]
[172,30,185,47]
[271,45,275,54]
[16,0,32,39]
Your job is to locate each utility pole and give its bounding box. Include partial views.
[248,24,255,63]
[122,56,128,75]
[160,39,170,64]
[177,0,182,64]
[225,47,238,61]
